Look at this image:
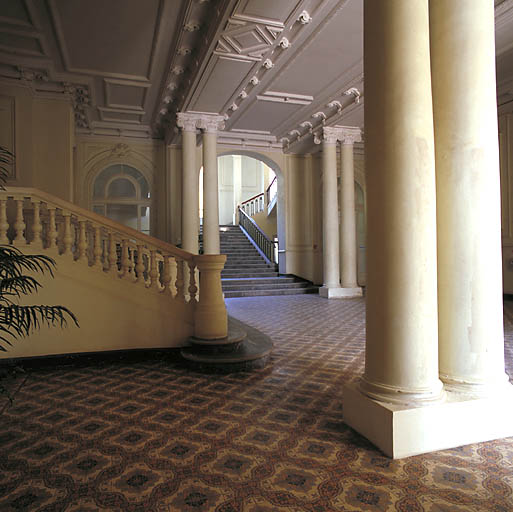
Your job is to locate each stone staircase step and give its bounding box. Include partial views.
[224,287,318,298]
[218,225,317,297]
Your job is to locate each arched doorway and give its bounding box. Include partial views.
[217,151,286,273]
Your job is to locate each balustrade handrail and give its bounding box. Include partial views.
[265,176,277,197]
[1,187,193,261]
[240,192,265,207]
[237,206,277,265]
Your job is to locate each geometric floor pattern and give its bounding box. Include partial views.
[0,295,513,511]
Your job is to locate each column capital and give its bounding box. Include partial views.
[314,126,362,145]
[176,112,199,132]
[337,126,363,145]
[197,114,225,133]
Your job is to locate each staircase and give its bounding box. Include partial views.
[220,225,318,298]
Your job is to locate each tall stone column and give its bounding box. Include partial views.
[318,128,342,298]
[343,0,444,458]
[198,115,225,255]
[430,1,511,396]
[176,113,199,254]
[339,127,362,297]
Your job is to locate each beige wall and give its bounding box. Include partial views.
[0,81,74,200]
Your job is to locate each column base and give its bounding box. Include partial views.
[319,286,362,298]
[343,381,513,459]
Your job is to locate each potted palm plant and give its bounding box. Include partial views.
[0,146,78,398]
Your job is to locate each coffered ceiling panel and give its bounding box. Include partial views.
[0,0,33,25]
[50,0,161,79]
[0,31,44,57]
[234,0,302,23]
[191,56,253,113]
[105,80,148,110]
[232,99,302,132]
[271,0,362,97]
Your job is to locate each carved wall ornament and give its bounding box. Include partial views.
[160,108,168,115]
[279,37,291,49]
[18,67,49,82]
[163,96,173,104]
[172,66,185,75]
[184,21,201,31]
[239,90,248,99]
[281,137,290,149]
[298,10,312,24]
[313,132,323,145]
[343,87,361,104]
[327,100,343,113]
[263,59,274,70]
[111,143,131,157]
[177,47,192,55]
[167,83,177,91]
[300,121,313,133]
[249,76,260,86]
[290,129,301,139]
[313,111,327,125]
[229,102,238,111]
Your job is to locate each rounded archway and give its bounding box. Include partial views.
[218,150,286,274]
[91,164,151,234]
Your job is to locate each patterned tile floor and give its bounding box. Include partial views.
[1,295,513,511]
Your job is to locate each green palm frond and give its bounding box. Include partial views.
[0,304,78,351]
[0,146,14,189]
[0,246,56,278]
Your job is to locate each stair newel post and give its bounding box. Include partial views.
[108,231,118,274]
[149,249,159,289]
[46,207,58,251]
[13,197,26,245]
[31,200,43,248]
[161,255,172,294]
[192,254,227,339]
[0,199,8,244]
[62,211,73,256]
[176,259,185,301]
[77,219,88,262]
[188,260,198,301]
[135,244,145,285]
[93,225,103,269]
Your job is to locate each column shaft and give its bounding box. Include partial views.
[340,138,362,296]
[202,131,220,254]
[320,139,341,295]
[181,129,199,254]
[430,0,509,395]
[361,0,442,403]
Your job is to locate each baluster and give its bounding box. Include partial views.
[32,200,43,247]
[108,232,118,273]
[175,259,185,300]
[93,226,102,268]
[120,239,131,278]
[46,207,58,249]
[161,255,172,294]
[77,220,88,262]
[149,249,159,289]
[188,260,198,301]
[135,244,145,284]
[128,245,136,279]
[13,198,26,245]
[0,199,8,244]
[61,212,73,255]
